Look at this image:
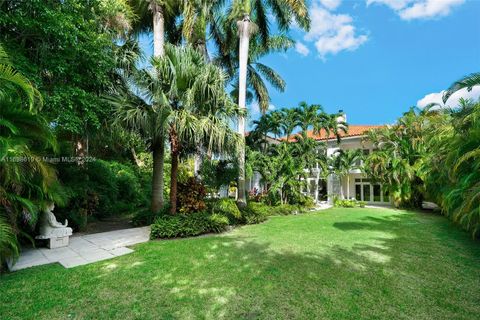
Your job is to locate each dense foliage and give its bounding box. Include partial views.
[247,102,345,204]
[55,160,149,230]
[422,100,480,237]
[364,108,428,208]
[0,0,132,138]
[365,93,480,237]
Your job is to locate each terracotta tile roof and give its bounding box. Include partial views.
[282,125,385,141]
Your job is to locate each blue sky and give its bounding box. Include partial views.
[140,0,480,126]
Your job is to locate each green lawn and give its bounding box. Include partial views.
[1,208,479,319]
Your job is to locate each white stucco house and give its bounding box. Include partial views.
[246,114,391,205]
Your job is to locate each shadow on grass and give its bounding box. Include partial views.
[1,211,480,319]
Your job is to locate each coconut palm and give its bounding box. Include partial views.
[110,45,242,214]
[216,30,294,113]
[231,0,309,205]
[443,72,480,103]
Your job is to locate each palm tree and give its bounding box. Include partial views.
[127,0,180,211]
[297,101,322,132]
[111,45,242,214]
[329,149,362,199]
[281,108,301,142]
[216,31,294,113]
[232,0,310,205]
[443,72,480,103]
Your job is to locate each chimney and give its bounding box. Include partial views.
[336,110,347,124]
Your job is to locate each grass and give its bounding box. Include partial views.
[1,207,479,319]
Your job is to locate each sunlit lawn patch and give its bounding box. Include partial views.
[1,208,479,319]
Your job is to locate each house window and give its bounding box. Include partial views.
[373,184,381,202]
[363,184,371,202]
[355,184,361,200]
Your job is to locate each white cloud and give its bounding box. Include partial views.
[250,102,276,116]
[304,3,368,59]
[319,0,342,10]
[295,42,310,56]
[417,86,480,109]
[367,0,465,20]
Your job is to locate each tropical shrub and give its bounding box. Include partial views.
[0,214,19,272]
[0,44,61,256]
[240,203,270,224]
[209,198,242,224]
[177,177,207,214]
[333,198,366,208]
[199,159,238,195]
[150,211,229,239]
[421,100,480,237]
[56,160,149,231]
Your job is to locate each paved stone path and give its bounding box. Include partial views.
[10,226,150,271]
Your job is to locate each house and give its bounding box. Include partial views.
[247,113,391,205]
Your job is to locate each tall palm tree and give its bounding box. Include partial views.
[232,0,310,205]
[111,45,242,214]
[127,0,180,211]
[215,30,294,113]
[443,72,480,103]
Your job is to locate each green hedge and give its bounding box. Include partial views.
[150,199,315,240]
[150,211,229,239]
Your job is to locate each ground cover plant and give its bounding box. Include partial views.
[1,207,479,319]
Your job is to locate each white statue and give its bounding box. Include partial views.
[36,203,72,247]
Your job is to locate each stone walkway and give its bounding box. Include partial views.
[9,226,150,271]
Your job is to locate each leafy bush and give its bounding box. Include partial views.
[210,198,242,224]
[333,198,366,208]
[0,214,19,272]
[273,204,304,215]
[56,160,150,231]
[240,202,270,224]
[150,211,229,239]
[298,195,315,208]
[177,177,206,214]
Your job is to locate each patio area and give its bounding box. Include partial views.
[9,226,150,271]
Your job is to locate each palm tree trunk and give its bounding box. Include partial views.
[236,14,252,207]
[169,150,179,214]
[151,142,164,213]
[169,127,180,214]
[152,1,165,57]
[315,169,320,203]
[347,175,350,199]
[150,0,165,210]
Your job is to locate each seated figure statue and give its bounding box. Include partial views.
[36,203,72,247]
